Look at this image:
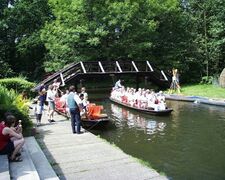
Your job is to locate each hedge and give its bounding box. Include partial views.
[0,85,32,130]
[0,77,35,97]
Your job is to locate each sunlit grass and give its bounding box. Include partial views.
[179,84,225,99]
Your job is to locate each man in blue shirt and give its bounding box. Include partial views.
[67,85,82,134]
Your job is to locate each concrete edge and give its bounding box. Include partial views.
[25,137,59,180]
[0,155,10,180]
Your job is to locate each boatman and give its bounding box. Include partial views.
[67,85,83,134]
[114,79,123,89]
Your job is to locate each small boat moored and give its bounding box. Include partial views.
[55,98,110,129]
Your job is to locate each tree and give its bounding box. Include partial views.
[186,0,225,77]
[41,0,179,72]
[0,0,52,80]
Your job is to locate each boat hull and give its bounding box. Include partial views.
[110,98,173,116]
[81,118,110,129]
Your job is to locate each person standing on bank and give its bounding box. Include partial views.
[67,85,83,134]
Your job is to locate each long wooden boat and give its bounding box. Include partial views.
[110,97,173,116]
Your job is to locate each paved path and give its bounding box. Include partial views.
[33,110,167,180]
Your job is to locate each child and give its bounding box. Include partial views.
[35,98,43,126]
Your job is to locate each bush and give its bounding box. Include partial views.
[0,77,35,97]
[0,85,32,130]
[200,76,213,84]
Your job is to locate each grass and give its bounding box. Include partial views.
[178,84,225,99]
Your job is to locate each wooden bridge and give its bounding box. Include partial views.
[36,60,172,89]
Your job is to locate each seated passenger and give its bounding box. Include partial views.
[79,94,88,118]
[0,115,25,162]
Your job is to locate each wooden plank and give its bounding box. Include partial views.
[161,70,168,81]
[98,61,105,73]
[146,61,154,72]
[132,61,139,72]
[80,61,87,73]
[59,73,65,86]
[116,61,122,72]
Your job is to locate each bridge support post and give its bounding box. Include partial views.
[136,75,139,90]
[110,74,115,85]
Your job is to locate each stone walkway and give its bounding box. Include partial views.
[33,110,167,180]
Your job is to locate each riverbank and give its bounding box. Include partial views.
[178,84,225,99]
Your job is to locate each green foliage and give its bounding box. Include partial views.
[185,0,225,77]
[0,85,32,130]
[200,76,213,84]
[1,0,225,85]
[41,0,179,72]
[0,61,14,78]
[0,77,35,97]
[0,0,52,81]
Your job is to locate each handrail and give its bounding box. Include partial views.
[34,60,171,90]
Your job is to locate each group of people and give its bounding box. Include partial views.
[111,80,167,111]
[0,114,25,162]
[35,79,88,134]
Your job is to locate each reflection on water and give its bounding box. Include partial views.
[93,98,225,180]
[111,103,166,136]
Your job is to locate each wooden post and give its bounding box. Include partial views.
[110,74,115,85]
[145,76,148,86]
[136,75,139,91]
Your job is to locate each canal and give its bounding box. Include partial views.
[90,93,225,180]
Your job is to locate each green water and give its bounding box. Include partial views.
[91,95,225,180]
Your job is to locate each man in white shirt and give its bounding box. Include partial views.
[46,85,56,122]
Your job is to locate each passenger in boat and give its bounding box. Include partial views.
[127,89,136,107]
[60,90,69,106]
[67,85,83,134]
[140,90,148,109]
[80,87,88,104]
[79,94,88,117]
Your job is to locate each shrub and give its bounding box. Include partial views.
[0,85,32,130]
[200,76,213,84]
[0,77,35,97]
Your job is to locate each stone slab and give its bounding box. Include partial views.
[0,155,10,180]
[9,142,40,180]
[25,137,59,180]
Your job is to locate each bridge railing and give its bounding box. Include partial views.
[34,60,171,90]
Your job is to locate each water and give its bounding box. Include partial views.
[90,95,225,180]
